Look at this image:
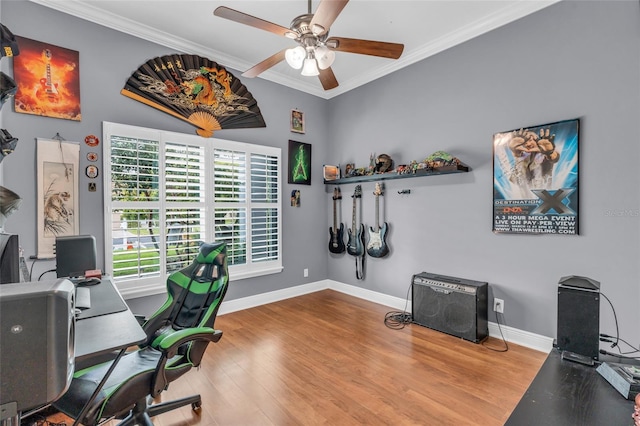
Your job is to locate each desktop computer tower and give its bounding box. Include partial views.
[556,276,600,361]
[0,279,75,413]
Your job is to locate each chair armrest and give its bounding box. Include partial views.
[156,327,222,354]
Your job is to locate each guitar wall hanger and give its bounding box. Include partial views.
[398,189,411,195]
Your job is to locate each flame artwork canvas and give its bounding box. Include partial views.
[13,36,81,121]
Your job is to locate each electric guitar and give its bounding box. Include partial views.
[347,185,365,257]
[366,182,389,258]
[328,187,346,253]
[36,49,60,103]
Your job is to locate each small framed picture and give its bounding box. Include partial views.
[291,109,304,133]
[323,165,340,182]
[288,140,311,185]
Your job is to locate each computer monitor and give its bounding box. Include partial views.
[55,235,97,278]
[0,233,20,284]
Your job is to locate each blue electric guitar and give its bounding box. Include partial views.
[366,182,389,258]
[347,185,365,257]
[329,187,346,254]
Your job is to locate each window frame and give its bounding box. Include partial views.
[103,121,282,298]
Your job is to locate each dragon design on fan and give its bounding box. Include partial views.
[121,54,266,137]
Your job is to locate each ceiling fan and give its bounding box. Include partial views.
[213,0,404,90]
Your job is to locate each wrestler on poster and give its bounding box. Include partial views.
[493,118,579,235]
[13,36,81,121]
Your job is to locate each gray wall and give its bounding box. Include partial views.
[2,1,639,344]
[326,0,640,341]
[1,0,330,311]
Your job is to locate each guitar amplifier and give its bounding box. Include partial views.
[412,272,488,343]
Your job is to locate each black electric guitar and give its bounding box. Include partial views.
[347,185,365,257]
[366,182,389,258]
[328,187,346,253]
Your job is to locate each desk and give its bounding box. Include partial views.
[70,278,146,426]
[75,278,146,360]
[506,349,634,425]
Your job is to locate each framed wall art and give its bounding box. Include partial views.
[291,109,304,133]
[13,36,81,121]
[493,118,579,235]
[37,138,80,258]
[288,140,311,185]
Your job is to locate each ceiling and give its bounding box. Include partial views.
[30,0,559,99]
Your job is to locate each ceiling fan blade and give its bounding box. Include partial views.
[327,37,404,59]
[214,6,291,37]
[310,0,349,35]
[242,49,288,78]
[318,67,339,90]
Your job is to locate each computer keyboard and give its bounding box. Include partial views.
[75,286,91,309]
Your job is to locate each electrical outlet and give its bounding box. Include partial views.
[493,298,504,313]
[303,268,309,278]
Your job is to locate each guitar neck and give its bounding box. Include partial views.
[333,199,337,229]
[374,195,380,231]
[352,198,357,230]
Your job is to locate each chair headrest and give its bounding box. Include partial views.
[195,241,226,265]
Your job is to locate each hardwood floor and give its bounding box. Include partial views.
[55,290,548,425]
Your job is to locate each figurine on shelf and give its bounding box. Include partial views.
[424,151,461,169]
[367,153,376,175]
[345,163,355,177]
[375,154,393,173]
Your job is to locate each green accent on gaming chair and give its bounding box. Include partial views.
[53,242,229,426]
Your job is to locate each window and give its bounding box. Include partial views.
[103,122,282,298]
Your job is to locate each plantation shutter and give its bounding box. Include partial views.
[251,153,279,262]
[104,122,282,298]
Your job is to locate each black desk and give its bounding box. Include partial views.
[75,278,146,360]
[506,349,634,425]
[70,278,146,426]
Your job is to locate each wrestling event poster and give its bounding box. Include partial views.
[493,119,579,235]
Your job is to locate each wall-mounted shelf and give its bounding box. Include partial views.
[324,163,470,185]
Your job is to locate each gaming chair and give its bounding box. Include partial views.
[53,241,229,426]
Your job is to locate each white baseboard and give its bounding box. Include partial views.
[217,280,329,315]
[218,279,553,353]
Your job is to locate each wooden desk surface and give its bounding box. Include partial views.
[74,279,146,360]
[506,349,634,425]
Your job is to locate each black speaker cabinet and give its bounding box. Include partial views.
[412,272,488,343]
[557,275,600,360]
[0,279,75,414]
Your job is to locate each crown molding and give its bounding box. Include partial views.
[29,0,560,100]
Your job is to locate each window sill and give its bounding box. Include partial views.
[117,265,284,300]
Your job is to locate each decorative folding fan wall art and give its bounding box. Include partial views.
[121,54,266,137]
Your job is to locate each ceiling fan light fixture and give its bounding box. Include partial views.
[301,57,319,76]
[314,45,335,70]
[285,46,306,69]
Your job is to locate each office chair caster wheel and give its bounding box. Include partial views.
[192,401,201,410]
